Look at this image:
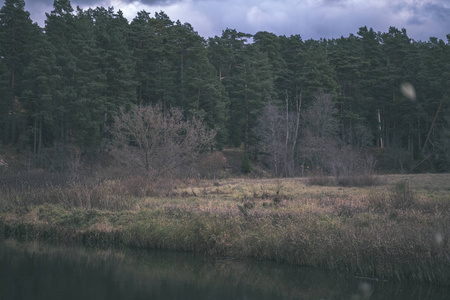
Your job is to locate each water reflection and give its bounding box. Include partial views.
[0,239,449,300]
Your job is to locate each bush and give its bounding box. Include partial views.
[307,173,336,186]
[196,151,228,179]
[337,174,381,187]
[241,153,252,174]
[367,181,416,211]
[390,181,416,209]
[328,146,378,187]
[109,103,215,178]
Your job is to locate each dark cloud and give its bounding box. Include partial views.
[407,15,425,26]
[21,0,450,41]
[71,0,102,5]
[423,2,450,21]
[27,0,100,6]
[320,0,352,7]
[131,0,179,4]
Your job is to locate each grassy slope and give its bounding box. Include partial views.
[1,173,450,284]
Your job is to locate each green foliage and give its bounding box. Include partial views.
[436,114,450,171]
[241,153,252,174]
[0,1,449,174]
[0,0,39,144]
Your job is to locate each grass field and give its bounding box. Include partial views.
[1,172,450,284]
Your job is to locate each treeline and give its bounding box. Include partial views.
[1,0,449,174]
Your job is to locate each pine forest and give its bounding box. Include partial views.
[1,0,450,176]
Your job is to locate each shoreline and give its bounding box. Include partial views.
[1,174,450,285]
[1,203,449,284]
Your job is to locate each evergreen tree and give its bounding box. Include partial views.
[170,21,228,148]
[22,32,62,156]
[90,7,136,130]
[328,34,369,146]
[209,29,274,149]
[415,37,450,157]
[0,1,448,173]
[0,55,9,146]
[128,10,177,107]
[299,39,338,104]
[279,34,306,118]
[357,26,387,148]
[253,31,287,100]
[0,0,37,144]
[44,0,77,147]
[380,27,413,149]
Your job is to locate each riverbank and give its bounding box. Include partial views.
[1,173,450,284]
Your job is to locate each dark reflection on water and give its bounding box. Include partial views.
[1,239,449,300]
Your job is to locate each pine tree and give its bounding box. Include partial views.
[357,26,387,148]
[328,34,369,146]
[253,31,288,100]
[90,7,136,131]
[128,11,177,107]
[299,39,338,104]
[22,32,62,156]
[170,21,228,148]
[45,0,77,147]
[70,7,107,151]
[209,29,274,148]
[0,0,37,144]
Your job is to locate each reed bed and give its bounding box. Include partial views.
[1,172,450,284]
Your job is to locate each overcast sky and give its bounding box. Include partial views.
[24,0,450,41]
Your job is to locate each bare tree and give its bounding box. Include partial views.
[328,145,377,182]
[298,91,339,172]
[300,92,378,184]
[109,103,216,178]
[255,102,285,176]
[255,97,301,177]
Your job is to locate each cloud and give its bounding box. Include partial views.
[423,2,450,20]
[23,0,450,41]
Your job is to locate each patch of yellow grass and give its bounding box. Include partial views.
[2,173,450,283]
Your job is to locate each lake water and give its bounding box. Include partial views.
[1,239,449,300]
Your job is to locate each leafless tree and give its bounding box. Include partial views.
[328,145,377,179]
[255,95,301,177]
[298,91,339,173]
[109,103,216,178]
[299,92,378,183]
[255,102,285,176]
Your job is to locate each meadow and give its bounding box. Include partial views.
[1,172,450,284]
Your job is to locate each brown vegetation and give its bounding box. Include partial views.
[109,103,216,178]
[1,172,450,284]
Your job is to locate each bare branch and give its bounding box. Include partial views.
[109,103,216,178]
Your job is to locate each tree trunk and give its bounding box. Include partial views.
[10,64,16,144]
[38,115,42,156]
[284,91,289,177]
[422,99,443,155]
[244,85,248,151]
[377,109,383,148]
[292,92,302,155]
[243,64,249,152]
[34,115,37,154]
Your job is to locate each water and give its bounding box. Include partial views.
[1,239,449,300]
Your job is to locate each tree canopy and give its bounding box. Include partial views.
[1,0,449,173]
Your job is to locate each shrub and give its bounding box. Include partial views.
[197,151,227,179]
[390,181,416,209]
[337,174,381,187]
[241,153,252,174]
[307,173,336,186]
[367,191,389,212]
[109,103,216,178]
[367,181,417,211]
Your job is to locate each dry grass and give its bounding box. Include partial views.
[1,172,450,284]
